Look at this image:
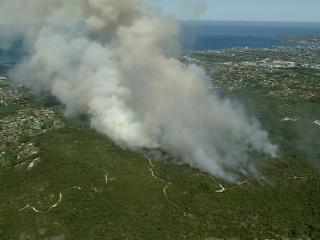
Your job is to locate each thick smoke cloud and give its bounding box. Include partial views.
[0,0,277,181]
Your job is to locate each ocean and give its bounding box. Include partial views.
[2,21,320,59]
[180,21,320,51]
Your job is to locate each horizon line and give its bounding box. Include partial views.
[179,19,320,24]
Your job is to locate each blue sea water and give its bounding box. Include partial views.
[2,21,320,59]
[180,21,320,51]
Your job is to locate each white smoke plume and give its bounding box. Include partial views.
[0,0,277,181]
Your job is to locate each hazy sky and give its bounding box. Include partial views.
[155,0,320,22]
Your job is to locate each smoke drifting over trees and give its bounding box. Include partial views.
[0,0,277,181]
